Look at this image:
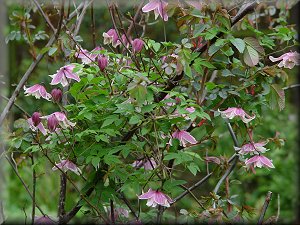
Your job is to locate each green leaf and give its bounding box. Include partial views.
[95,134,109,143]
[187,163,200,176]
[244,37,265,54]
[194,58,216,69]
[230,38,245,53]
[243,46,259,67]
[208,43,222,56]
[48,47,58,56]
[128,115,141,125]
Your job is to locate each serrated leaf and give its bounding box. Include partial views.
[230,38,245,53]
[48,47,58,56]
[244,37,265,54]
[243,46,259,67]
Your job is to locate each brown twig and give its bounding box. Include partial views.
[257,191,273,225]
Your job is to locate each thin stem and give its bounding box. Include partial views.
[257,191,273,224]
[30,155,36,224]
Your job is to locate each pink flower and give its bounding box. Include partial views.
[245,155,275,169]
[34,215,55,224]
[24,84,51,101]
[52,159,81,175]
[234,141,268,155]
[98,55,108,71]
[49,64,80,87]
[132,38,144,53]
[142,0,168,21]
[51,88,62,103]
[122,34,131,48]
[269,51,300,69]
[47,115,59,132]
[75,46,101,64]
[218,107,255,123]
[185,107,195,113]
[170,130,197,147]
[132,158,157,170]
[28,114,47,136]
[41,112,76,129]
[138,189,173,207]
[103,29,121,48]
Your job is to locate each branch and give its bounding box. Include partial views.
[257,191,273,225]
[0,2,85,128]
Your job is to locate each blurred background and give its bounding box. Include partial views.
[0,0,299,223]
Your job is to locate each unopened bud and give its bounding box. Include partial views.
[47,115,59,132]
[97,55,108,71]
[51,88,62,103]
[132,38,144,53]
[31,112,41,126]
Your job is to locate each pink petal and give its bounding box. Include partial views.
[138,189,155,199]
[259,155,275,168]
[49,71,64,85]
[142,0,158,12]
[269,55,284,62]
[37,123,47,136]
[180,131,197,145]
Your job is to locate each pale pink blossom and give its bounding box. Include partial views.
[234,141,268,155]
[75,46,101,64]
[52,159,81,175]
[142,0,168,21]
[103,29,121,47]
[41,112,76,129]
[170,129,197,147]
[28,117,47,136]
[185,107,195,113]
[132,158,157,170]
[132,38,144,53]
[218,107,255,123]
[138,189,173,207]
[24,84,51,101]
[49,64,80,87]
[269,51,300,69]
[245,155,275,169]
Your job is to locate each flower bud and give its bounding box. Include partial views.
[51,88,62,103]
[47,115,59,132]
[97,55,108,71]
[31,112,41,126]
[132,38,144,53]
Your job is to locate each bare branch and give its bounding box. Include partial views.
[257,191,273,225]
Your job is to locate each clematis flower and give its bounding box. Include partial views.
[234,141,268,155]
[51,88,62,103]
[170,129,197,147]
[142,0,168,21]
[24,84,51,101]
[34,215,56,224]
[75,46,101,64]
[132,38,144,53]
[132,158,157,170]
[103,29,121,47]
[47,115,59,132]
[245,155,275,169]
[185,107,195,113]
[41,112,76,129]
[98,55,108,71]
[218,107,255,123]
[269,51,300,69]
[204,156,221,165]
[28,113,47,136]
[138,189,173,207]
[52,159,81,175]
[49,64,80,87]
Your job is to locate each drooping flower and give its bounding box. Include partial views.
[28,113,47,136]
[47,115,59,132]
[24,84,51,101]
[170,129,197,147]
[103,29,121,47]
[49,64,80,87]
[234,141,268,155]
[269,51,300,69]
[51,88,62,103]
[52,159,81,175]
[142,0,168,21]
[75,46,101,64]
[132,38,144,53]
[34,215,56,224]
[245,155,275,169]
[185,107,195,113]
[204,156,221,165]
[41,112,76,129]
[138,189,173,207]
[218,107,255,123]
[98,55,108,71]
[132,158,157,170]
